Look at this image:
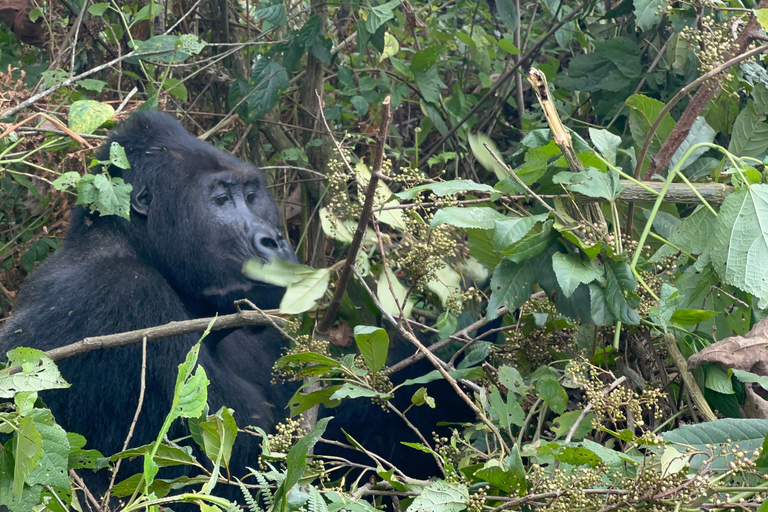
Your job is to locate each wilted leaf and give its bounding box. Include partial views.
[687,316,768,376]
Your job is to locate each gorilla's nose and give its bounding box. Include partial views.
[254,229,298,263]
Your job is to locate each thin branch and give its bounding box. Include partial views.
[316,94,392,334]
[2,310,281,374]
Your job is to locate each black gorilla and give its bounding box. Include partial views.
[0,112,297,497]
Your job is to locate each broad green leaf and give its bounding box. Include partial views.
[431,206,506,230]
[551,251,602,298]
[25,409,69,489]
[553,168,625,201]
[492,214,548,252]
[552,409,595,440]
[354,325,389,373]
[243,259,331,314]
[535,441,602,467]
[633,0,664,31]
[731,369,768,392]
[603,259,640,325]
[503,219,558,262]
[467,228,502,270]
[0,348,70,398]
[496,38,519,55]
[330,383,390,400]
[273,418,331,509]
[198,407,238,468]
[670,116,716,170]
[498,365,530,396]
[705,365,734,395]
[287,384,342,416]
[662,419,768,471]
[669,309,718,325]
[130,35,192,63]
[366,0,399,33]
[75,174,132,219]
[495,0,517,32]
[112,443,196,467]
[229,57,288,121]
[588,128,621,165]
[711,185,768,308]
[756,9,768,32]
[254,4,287,25]
[396,179,496,200]
[468,132,510,181]
[412,47,444,104]
[487,258,538,319]
[411,387,435,408]
[13,416,42,497]
[380,32,399,62]
[88,3,110,15]
[588,282,616,326]
[474,449,526,494]
[728,87,768,159]
[77,78,107,92]
[652,206,716,261]
[537,377,568,415]
[68,100,114,134]
[409,480,468,512]
[626,94,676,161]
[109,141,130,169]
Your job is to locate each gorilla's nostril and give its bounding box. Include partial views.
[259,236,279,250]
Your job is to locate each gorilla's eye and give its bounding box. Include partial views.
[214,194,229,206]
[246,192,256,203]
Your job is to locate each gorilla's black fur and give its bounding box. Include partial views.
[0,112,297,496]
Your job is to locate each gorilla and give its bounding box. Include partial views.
[0,111,297,499]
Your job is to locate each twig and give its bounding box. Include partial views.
[564,376,626,443]
[316,94,392,334]
[2,310,281,375]
[352,267,508,457]
[0,48,178,121]
[70,470,102,511]
[103,336,148,509]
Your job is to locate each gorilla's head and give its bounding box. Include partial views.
[80,111,297,314]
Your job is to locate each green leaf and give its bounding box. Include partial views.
[633,0,664,31]
[431,206,507,230]
[75,173,132,219]
[488,258,539,319]
[28,7,41,22]
[468,132,509,181]
[711,185,768,308]
[553,167,625,201]
[649,283,684,332]
[0,348,70,398]
[551,252,602,298]
[380,32,399,62]
[662,419,768,471]
[131,35,192,63]
[350,95,369,116]
[163,78,188,101]
[242,259,331,314]
[88,3,110,16]
[756,9,768,32]
[496,38,519,55]
[353,325,390,373]
[198,407,238,468]
[13,416,42,497]
[411,387,435,408]
[495,0,517,32]
[377,266,414,318]
[230,58,289,121]
[588,128,621,165]
[492,214,549,252]
[535,441,602,467]
[728,96,768,159]
[537,377,568,415]
[287,384,342,416]
[670,116,716,170]
[626,94,676,161]
[68,100,115,134]
[603,259,640,325]
[273,418,331,509]
[669,309,718,325]
[109,141,130,169]
[552,409,595,440]
[366,0,399,34]
[77,78,107,92]
[254,4,287,25]
[396,179,496,200]
[503,219,558,262]
[409,480,468,512]
[25,409,69,489]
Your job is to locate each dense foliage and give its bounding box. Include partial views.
[3,0,768,510]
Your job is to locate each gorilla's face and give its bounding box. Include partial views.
[140,161,297,315]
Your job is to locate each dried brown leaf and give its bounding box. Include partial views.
[687,317,768,376]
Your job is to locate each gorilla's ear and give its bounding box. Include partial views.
[131,185,152,217]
